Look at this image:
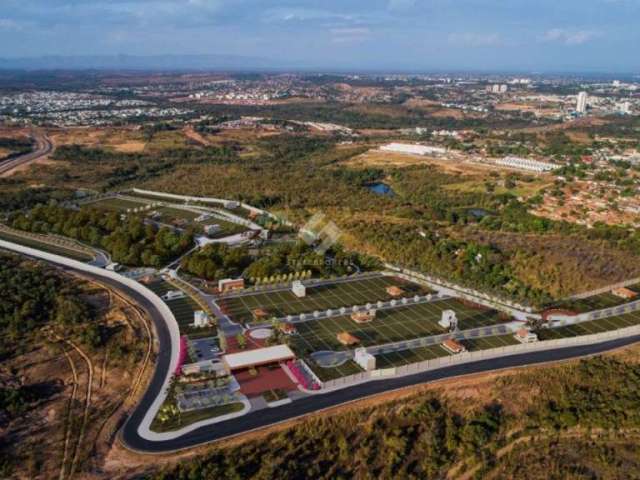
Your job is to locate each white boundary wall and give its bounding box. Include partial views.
[0,239,180,441]
[321,323,640,390]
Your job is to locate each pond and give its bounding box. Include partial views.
[366,182,396,197]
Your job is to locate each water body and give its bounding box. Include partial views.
[468,208,491,219]
[366,182,396,197]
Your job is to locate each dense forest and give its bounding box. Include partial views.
[181,241,381,282]
[9,204,194,267]
[151,355,640,479]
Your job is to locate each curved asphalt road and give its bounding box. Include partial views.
[9,244,640,454]
[0,131,53,176]
[121,325,640,452]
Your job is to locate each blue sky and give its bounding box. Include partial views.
[0,0,638,72]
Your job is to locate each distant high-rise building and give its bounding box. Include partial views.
[576,91,588,114]
[618,101,632,115]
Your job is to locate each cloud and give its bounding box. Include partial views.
[542,28,599,45]
[0,18,25,31]
[448,32,503,47]
[330,27,371,44]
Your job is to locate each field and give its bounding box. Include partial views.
[538,310,640,340]
[291,297,506,354]
[0,229,94,262]
[553,288,640,313]
[84,196,245,235]
[145,280,216,335]
[308,359,364,382]
[219,275,430,324]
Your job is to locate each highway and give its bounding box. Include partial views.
[0,131,53,176]
[3,238,640,454]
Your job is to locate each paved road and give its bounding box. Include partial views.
[121,331,640,453]
[0,131,53,176]
[5,239,640,454]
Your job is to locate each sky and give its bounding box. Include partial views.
[0,0,639,72]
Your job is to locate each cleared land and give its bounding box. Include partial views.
[554,288,640,313]
[0,229,93,261]
[220,276,429,324]
[145,280,216,335]
[292,297,506,354]
[538,310,640,340]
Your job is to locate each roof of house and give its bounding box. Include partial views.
[386,286,405,296]
[351,310,376,323]
[337,331,360,345]
[612,287,638,299]
[252,308,270,318]
[516,328,531,338]
[442,338,464,352]
[222,345,295,370]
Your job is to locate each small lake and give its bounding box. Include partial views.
[366,182,396,197]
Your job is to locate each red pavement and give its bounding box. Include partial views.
[235,364,297,397]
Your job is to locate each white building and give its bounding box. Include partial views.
[204,224,221,236]
[439,310,458,330]
[354,348,376,371]
[618,101,632,115]
[514,328,538,344]
[193,310,210,328]
[292,280,306,298]
[380,143,446,156]
[495,156,558,173]
[162,290,185,301]
[576,91,588,114]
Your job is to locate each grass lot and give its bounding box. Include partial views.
[150,402,245,433]
[87,196,246,236]
[374,334,520,369]
[0,230,94,262]
[219,276,430,324]
[307,359,364,382]
[291,297,506,355]
[85,196,149,211]
[552,288,640,313]
[538,310,640,340]
[146,280,217,335]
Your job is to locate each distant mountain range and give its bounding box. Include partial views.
[0,54,293,71]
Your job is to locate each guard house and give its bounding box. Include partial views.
[252,308,270,322]
[514,328,538,344]
[351,309,377,324]
[337,331,360,346]
[439,310,458,330]
[292,280,306,298]
[218,278,245,293]
[221,345,296,374]
[354,347,376,371]
[441,338,466,354]
[192,310,210,328]
[386,286,405,297]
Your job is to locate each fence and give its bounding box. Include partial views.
[384,264,534,316]
[280,292,448,325]
[565,277,640,300]
[321,323,640,390]
[547,298,640,326]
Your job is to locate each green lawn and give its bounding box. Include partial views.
[0,230,94,262]
[219,276,431,325]
[150,402,245,433]
[550,288,640,314]
[307,359,364,382]
[537,310,640,340]
[291,297,506,355]
[146,280,216,335]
